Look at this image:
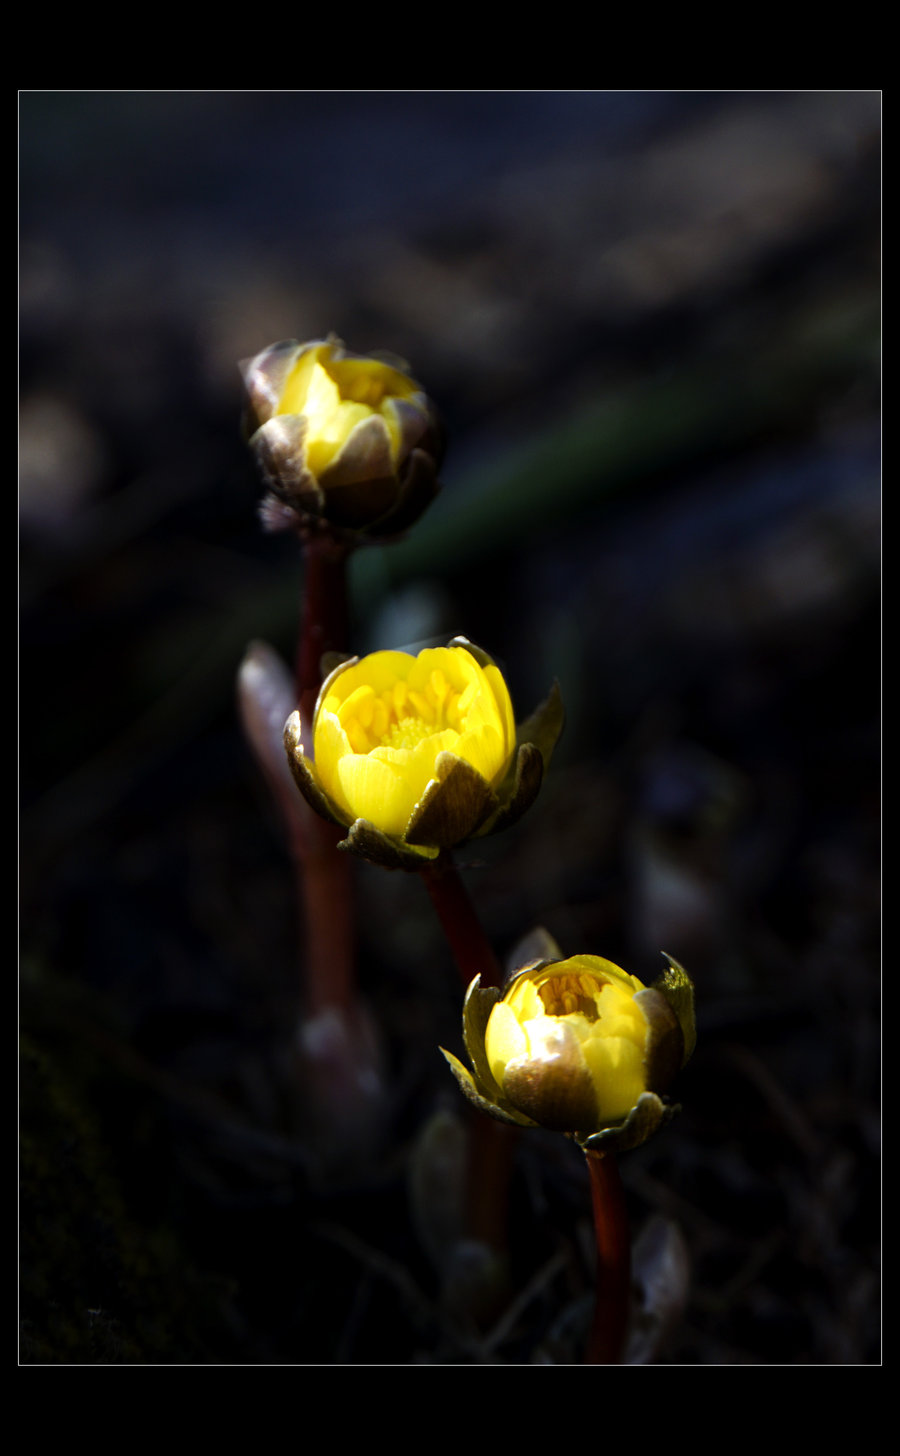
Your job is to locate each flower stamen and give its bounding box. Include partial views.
[539,974,601,1021]
[338,671,473,758]
[383,715,433,751]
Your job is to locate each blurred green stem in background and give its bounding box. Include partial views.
[354,286,878,600]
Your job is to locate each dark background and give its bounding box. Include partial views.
[20,91,880,1364]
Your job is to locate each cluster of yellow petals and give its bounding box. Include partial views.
[278,346,418,478]
[485,958,649,1126]
[313,646,516,839]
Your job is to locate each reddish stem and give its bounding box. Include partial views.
[584,1149,631,1364]
[295,534,351,727]
[421,851,511,1296]
[419,853,503,989]
[295,817,356,1018]
[293,533,355,1020]
[465,1113,514,1252]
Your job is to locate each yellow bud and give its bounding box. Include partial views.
[284,639,564,870]
[242,337,443,537]
[442,953,695,1152]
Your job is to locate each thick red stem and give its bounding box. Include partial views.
[295,535,351,727]
[584,1149,631,1364]
[465,1114,514,1255]
[294,817,356,1018]
[419,853,503,989]
[293,534,355,1019]
[421,851,511,1291]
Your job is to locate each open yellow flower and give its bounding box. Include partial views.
[284,639,563,869]
[242,337,442,536]
[443,951,695,1152]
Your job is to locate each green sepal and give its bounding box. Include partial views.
[461,976,504,1102]
[635,987,684,1097]
[514,678,565,772]
[446,636,496,670]
[475,679,563,841]
[577,1092,678,1155]
[240,339,301,434]
[314,654,360,715]
[338,818,439,871]
[652,954,696,1067]
[405,752,498,849]
[478,742,543,840]
[283,713,345,829]
[318,413,394,493]
[439,1049,536,1129]
[251,413,323,513]
[368,448,440,539]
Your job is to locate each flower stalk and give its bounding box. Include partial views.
[442,949,695,1347]
[421,852,514,1313]
[294,815,356,1015]
[294,534,351,728]
[584,1149,631,1364]
[286,530,357,1021]
[237,331,698,1355]
[290,532,358,1022]
[419,852,503,990]
[237,530,367,1139]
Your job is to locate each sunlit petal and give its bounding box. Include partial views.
[482,663,515,757]
[336,752,418,837]
[485,1001,529,1087]
[313,711,356,820]
[453,724,505,785]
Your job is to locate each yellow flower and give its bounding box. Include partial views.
[443,951,695,1152]
[284,638,563,869]
[242,337,442,536]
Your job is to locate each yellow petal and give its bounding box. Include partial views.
[438,646,479,691]
[580,1034,645,1124]
[328,652,415,704]
[336,752,419,837]
[505,975,544,1022]
[595,982,647,1041]
[407,648,460,693]
[330,355,417,409]
[380,395,407,460]
[453,724,506,784]
[456,653,506,738]
[458,683,502,739]
[277,345,322,416]
[484,1001,529,1088]
[336,683,377,728]
[565,955,645,996]
[313,711,356,820]
[371,728,458,807]
[482,663,515,758]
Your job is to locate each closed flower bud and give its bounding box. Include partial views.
[284,638,563,870]
[241,337,443,537]
[443,953,695,1153]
